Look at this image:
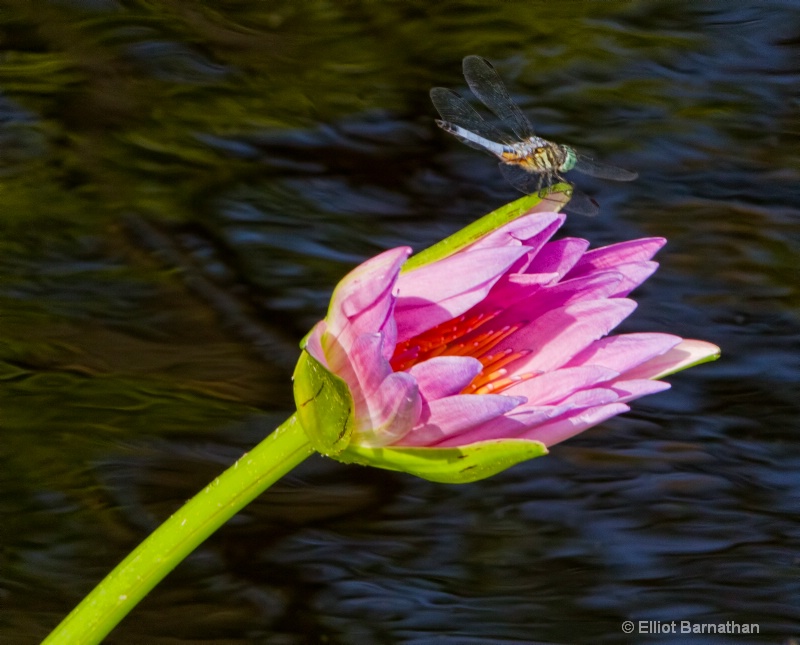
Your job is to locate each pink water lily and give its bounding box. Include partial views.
[303,200,719,454]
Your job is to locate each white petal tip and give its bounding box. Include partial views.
[644,339,721,380]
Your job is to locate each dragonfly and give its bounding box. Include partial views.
[430,55,637,215]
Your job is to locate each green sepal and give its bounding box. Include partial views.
[292,350,354,456]
[336,438,548,484]
[659,349,720,378]
[402,185,571,273]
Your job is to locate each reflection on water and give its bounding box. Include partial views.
[0,1,798,643]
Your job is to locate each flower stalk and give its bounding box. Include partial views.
[41,415,313,645]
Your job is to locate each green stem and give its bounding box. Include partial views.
[42,413,314,645]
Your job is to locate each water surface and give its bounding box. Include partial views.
[1,2,798,643]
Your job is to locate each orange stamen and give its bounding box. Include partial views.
[390,308,534,397]
[465,322,525,360]
[463,349,533,393]
[479,348,531,371]
[390,309,502,370]
[471,372,539,395]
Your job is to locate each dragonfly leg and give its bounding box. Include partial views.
[535,173,546,198]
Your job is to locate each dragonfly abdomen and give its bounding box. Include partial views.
[435,120,505,156]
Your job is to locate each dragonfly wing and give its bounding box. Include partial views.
[498,162,542,194]
[560,189,600,216]
[462,55,536,141]
[572,155,638,181]
[430,87,508,144]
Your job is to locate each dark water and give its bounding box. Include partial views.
[1,2,798,643]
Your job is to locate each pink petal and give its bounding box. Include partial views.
[542,271,627,304]
[495,299,638,374]
[443,384,629,448]
[609,378,671,402]
[335,247,409,320]
[347,333,393,402]
[503,365,621,406]
[504,271,561,289]
[480,270,625,323]
[565,238,666,279]
[303,320,328,367]
[605,260,660,297]
[625,339,721,380]
[407,356,483,401]
[325,247,410,354]
[398,393,525,447]
[435,405,560,446]
[523,402,630,446]
[557,387,621,409]
[522,237,590,281]
[508,214,568,272]
[354,370,421,447]
[517,271,625,309]
[395,246,530,341]
[380,315,398,361]
[466,211,563,252]
[565,332,683,375]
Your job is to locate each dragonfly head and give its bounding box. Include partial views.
[560,146,578,173]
